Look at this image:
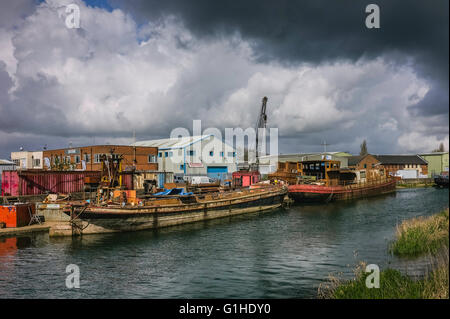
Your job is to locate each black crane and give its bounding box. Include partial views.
[253,96,268,172]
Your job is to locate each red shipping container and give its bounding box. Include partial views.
[0,204,34,228]
[1,170,101,196]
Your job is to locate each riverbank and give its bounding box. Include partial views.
[395,178,435,189]
[319,208,449,299]
[391,209,449,256]
[0,224,50,237]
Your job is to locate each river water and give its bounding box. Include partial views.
[0,187,448,298]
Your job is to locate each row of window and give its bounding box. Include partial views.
[302,162,339,170]
[12,158,41,167]
[384,164,420,169]
[50,153,155,165]
[157,151,236,158]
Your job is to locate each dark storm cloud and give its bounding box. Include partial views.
[113,0,449,117]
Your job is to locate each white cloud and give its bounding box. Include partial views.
[398,132,449,153]
[0,0,447,157]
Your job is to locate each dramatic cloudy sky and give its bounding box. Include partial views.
[0,0,448,158]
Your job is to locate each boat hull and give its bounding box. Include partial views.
[434,176,449,188]
[288,179,397,203]
[64,188,287,235]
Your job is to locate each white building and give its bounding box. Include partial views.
[132,135,238,181]
[10,151,43,169]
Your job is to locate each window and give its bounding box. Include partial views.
[169,151,173,157]
[66,156,71,164]
[13,159,20,166]
[33,158,40,167]
[188,150,196,156]
[210,151,214,156]
[75,155,80,164]
[84,154,91,163]
[220,152,224,157]
[158,152,162,158]
[180,164,184,170]
[364,164,367,168]
[165,152,169,157]
[361,171,366,178]
[148,155,156,163]
[94,154,104,163]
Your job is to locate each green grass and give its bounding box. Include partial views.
[329,268,423,299]
[319,255,449,299]
[390,209,449,257]
[319,209,450,299]
[396,183,435,188]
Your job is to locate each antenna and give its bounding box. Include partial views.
[321,140,330,153]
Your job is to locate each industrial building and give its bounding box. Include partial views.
[42,145,158,171]
[418,152,449,177]
[374,155,428,179]
[132,135,238,181]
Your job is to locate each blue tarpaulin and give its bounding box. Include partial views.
[153,188,193,196]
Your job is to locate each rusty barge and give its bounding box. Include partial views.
[63,186,287,235]
[270,158,396,203]
[288,179,396,202]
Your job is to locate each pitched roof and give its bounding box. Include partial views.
[374,155,428,165]
[132,135,212,149]
[418,152,449,156]
[347,155,366,166]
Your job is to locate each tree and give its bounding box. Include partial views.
[432,142,445,153]
[360,140,368,156]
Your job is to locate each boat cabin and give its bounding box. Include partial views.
[298,160,356,186]
[232,170,261,187]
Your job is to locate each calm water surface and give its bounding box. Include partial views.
[0,187,448,298]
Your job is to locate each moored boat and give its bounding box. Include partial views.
[434,174,449,188]
[63,185,287,235]
[270,158,396,203]
[288,179,396,202]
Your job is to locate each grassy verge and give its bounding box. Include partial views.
[396,183,435,188]
[319,253,448,299]
[319,209,449,299]
[390,209,449,257]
